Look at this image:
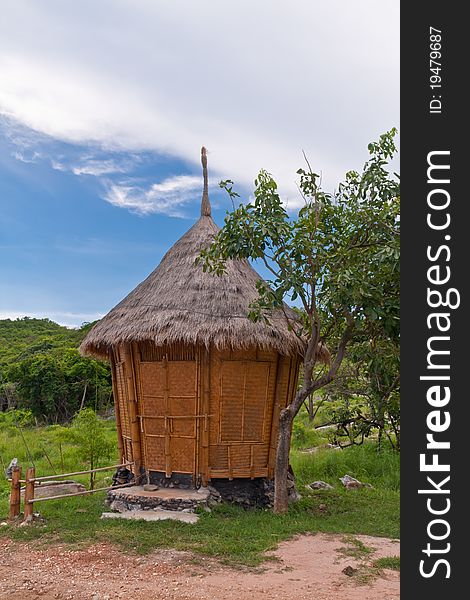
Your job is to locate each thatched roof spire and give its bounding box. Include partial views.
[200,146,211,217]
[80,148,310,360]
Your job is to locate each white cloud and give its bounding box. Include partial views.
[71,158,133,176]
[50,156,137,176]
[12,150,42,163]
[0,0,399,205]
[104,175,204,216]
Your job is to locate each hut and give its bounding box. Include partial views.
[80,148,311,496]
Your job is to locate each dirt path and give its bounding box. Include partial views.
[0,534,399,600]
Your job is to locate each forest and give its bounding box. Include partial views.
[0,317,112,422]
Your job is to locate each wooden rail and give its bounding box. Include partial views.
[8,462,135,523]
[25,462,134,483]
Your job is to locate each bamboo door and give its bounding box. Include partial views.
[138,354,199,478]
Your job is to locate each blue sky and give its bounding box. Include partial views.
[0,123,236,326]
[0,1,399,327]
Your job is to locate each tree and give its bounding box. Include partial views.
[0,318,112,423]
[6,348,112,422]
[199,130,399,513]
[322,336,400,450]
[68,408,113,489]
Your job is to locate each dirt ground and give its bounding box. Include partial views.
[0,533,400,600]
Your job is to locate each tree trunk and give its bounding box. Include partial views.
[273,407,295,514]
[273,320,354,514]
[90,455,94,490]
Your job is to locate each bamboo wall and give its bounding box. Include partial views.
[110,342,300,483]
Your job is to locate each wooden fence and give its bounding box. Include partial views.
[8,462,135,523]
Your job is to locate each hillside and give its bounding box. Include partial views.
[0,317,92,367]
[0,318,111,422]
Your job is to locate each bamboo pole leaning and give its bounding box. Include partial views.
[27,481,136,504]
[28,462,134,483]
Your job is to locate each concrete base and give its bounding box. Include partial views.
[101,509,199,524]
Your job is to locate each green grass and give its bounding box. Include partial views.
[0,421,399,566]
[291,443,400,491]
[374,556,400,571]
[337,535,374,559]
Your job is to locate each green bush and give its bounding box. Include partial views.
[0,408,34,428]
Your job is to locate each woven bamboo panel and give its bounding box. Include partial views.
[143,436,165,469]
[139,342,196,362]
[243,362,270,441]
[209,467,269,478]
[141,415,165,436]
[115,362,131,438]
[170,437,194,473]
[219,361,244,442]
[253,443,270,466]
[219,360,271,443]
[169,397,196,436]
[256,349,278,362]
[139,362,165,396]
[209,353,221,443]
[229,444,251,467]
[168,362,197,397]
[262,358,278,441]
[215,348,254,361]
[209,444,228,469]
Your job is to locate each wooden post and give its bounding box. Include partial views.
[23,466,35,522]
[268,354,283,478]
[8,465,22,520]
[162,356,172,478]
[109,349,125,463]
[132,342,148,471]
[201,348,210,486]
[122,344,142,479]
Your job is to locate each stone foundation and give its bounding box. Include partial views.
[106,485,214,513]
[210,472,300,508]
[147,471,194,489]
[108,470,300,513]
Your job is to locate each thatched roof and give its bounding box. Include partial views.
[80,148,309,359]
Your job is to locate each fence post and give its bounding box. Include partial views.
[23,466,35,522]
[8,465,22,520]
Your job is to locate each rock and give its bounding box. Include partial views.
[207,486,221,499]
[109,500,128,513]
[5,458,19,479]
[308,480,333,490]
[342,565,358,577]
[112,467,134,487]
[339,474,373,489]
[143,484,159,492]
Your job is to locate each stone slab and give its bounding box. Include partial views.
[101,509,199,524]
[21,481,86,499]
